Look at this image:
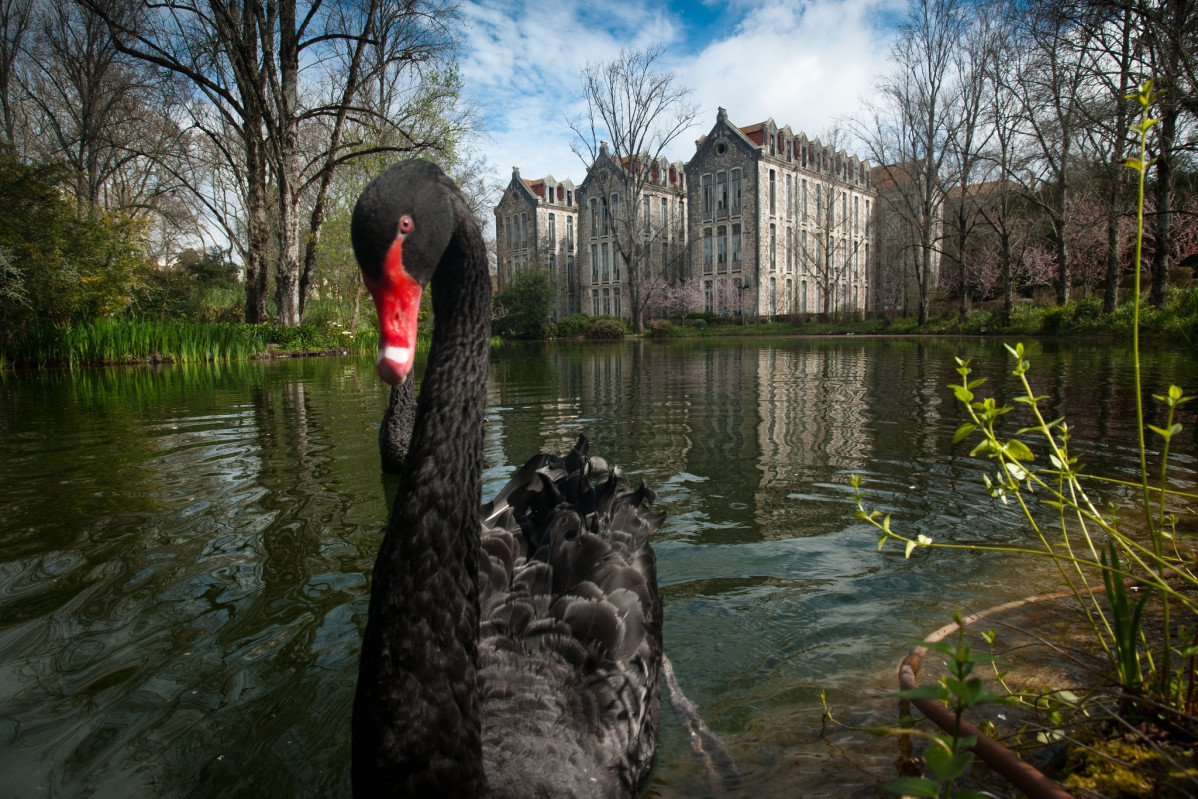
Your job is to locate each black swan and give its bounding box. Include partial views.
[378,380,415,474]
[350,159,664,798]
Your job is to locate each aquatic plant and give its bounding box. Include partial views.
[854,80,1198,792]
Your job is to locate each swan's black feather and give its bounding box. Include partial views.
[378,380,416,474]
[475,436,662,798]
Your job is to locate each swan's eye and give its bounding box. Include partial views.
[398,215,414,235]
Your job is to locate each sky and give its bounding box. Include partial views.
[456,0,907,192]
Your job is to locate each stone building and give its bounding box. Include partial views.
[493,167,580,318]
[576,142,687,321]
[685,108,877,319]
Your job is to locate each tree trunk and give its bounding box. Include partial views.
[1001,228,1013,325]
[1150,108,1175,308]
[1053,180,1069,305]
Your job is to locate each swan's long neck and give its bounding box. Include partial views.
[352,195,492,798]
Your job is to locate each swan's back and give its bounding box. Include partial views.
[476,436,663,798]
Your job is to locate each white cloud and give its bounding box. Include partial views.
[459,0,903,193]
[682,0,903,153]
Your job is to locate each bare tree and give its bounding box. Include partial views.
[84,0,468,325]
[858,0,965,325]
[803,127,871,318]
[1001,0,1102,305]
[976,3,1034,322]
[569,47,698,333]
[1071,0,1140,311]
[0,0,30,146]
[942,4,995,322]
[1135,0,1198,306]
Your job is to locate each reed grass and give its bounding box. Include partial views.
[3,318,268,368]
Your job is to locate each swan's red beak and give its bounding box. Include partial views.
[364,228,422,386]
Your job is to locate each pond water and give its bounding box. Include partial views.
[2,337,1196,797]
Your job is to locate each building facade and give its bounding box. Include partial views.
[493,167,580,318]
[576,142,687,320]
[492,109,877,323]
[685,108,876,319]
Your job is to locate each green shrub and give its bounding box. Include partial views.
[554,314,592,338]
[586,318,628,339]
[646,319,673,337]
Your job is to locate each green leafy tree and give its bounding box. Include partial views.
[0,152,147,337]
[493,268,555,339]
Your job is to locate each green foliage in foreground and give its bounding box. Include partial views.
[851,82,1198,797]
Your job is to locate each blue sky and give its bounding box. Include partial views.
[457,0,905,189]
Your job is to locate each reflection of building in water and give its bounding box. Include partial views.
[756,346,869,483]
[754,346,870,532]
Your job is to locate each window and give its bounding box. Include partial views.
[732,224,741,266]
[730,169,741,216]
[854,195,859,237]
[613,248,620,281]
[599,197,608,236]
[661,241,668,273]
[661,197,669,236]
[592,289,599,316]
[702,174,713,218]
[769,170,776,215]
[521,213,528,247]
[801,180,808,223]
[816,185,822,222]
[785,278,792,313]
[704,280,713,313]
[603,288,611,315]
[614,291,621,318]
[717,225,727,273]
[716,171,727,216]
[548,213,556,245]
[591,244,599,282]
[601,243,610,281]
[787,228,794,272]
[703,228,713,274]
[566,216,573,250]
[504,216,511,248]
[643,195,651,237]
[609,193,619,235]
[590,199,598,238]
[801,279,808,312]
[786,175,793,218]
[769,224,777,268]
[567,255,575,289]
[549,253,556,273]
[769,277,777,316]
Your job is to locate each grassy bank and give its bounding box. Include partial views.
[1,318,381,370]
[643,288,1198,344]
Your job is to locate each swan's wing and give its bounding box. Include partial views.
[475,437,663,799]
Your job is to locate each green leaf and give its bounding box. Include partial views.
[952,385,974,403]
[1005,440,1034,461]
[1124,157,1143,170]
[953,423,978,444]
[927,747,975,782]
[904,539,917,558]
[969,440,993,458]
